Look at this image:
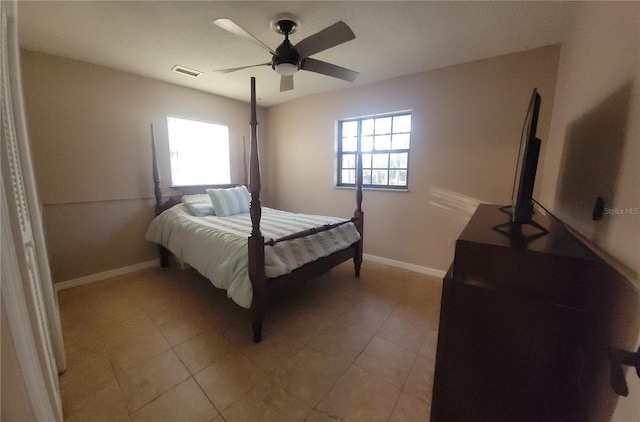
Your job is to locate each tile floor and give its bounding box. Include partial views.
[57,259,442,422]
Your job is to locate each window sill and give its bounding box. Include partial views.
[334,185,409,193]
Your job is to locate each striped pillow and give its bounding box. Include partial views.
[206,186,251,217]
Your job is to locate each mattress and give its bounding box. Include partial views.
[145,205,361,308]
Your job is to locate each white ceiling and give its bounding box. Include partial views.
[17,1,579,107]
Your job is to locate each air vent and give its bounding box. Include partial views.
[171,65,203,78]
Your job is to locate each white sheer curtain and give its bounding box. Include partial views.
[1,0,65,419]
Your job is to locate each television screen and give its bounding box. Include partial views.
[511,89,541,224]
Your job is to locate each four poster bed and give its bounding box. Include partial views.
[146,77,364,342]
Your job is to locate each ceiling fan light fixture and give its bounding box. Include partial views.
[274,62,298,76]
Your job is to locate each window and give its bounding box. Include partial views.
[167,116,230,186]
[337,112,411,189]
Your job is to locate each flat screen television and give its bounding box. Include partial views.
[511,88,541,224]
[495,88,547,237]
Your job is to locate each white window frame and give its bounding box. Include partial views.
[337,111,412,189]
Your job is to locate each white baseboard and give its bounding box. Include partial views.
[54,260,159,291]
[363,253,447,279]
[54,255,445,292]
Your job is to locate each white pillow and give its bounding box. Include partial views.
[206,186,251,217]
[181,194,215,217]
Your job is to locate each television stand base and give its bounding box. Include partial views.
[492,219,549,241]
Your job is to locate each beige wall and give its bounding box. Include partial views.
[535,4,639,420]
[266,46,560,272]
[22,47,561,281]
[20,50,268,282]
[539,2,639,281]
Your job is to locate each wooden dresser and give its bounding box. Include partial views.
[431,204,639,422]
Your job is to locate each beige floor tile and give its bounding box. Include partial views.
[181,277,223,300]
[60,351,115,399]
[321,275,366,301]
[131,378,218,422]
[377,313,428,352]
[301,292,358,320]
[117,350,190,412]
[201,295,247,324]
[307,319,374,362]
[57,282,97,306]
[138,288,184,317]
[389,391,431,422]
[217,317,256,347]
[403,355,435,404]
[268,308,335,343]
[418,330,439,359]
[237,332,304,373]
[59,296,100,332]
[62,321,108,361]
[358,292,399,314]
[354,336,416,388]
[89,273,143,297]
[144,294,188,319]
[92,295,142,327]
[391,302,432,332]
[62,379,129,422]
[58,260,439,421]
[222,377,311,422]
[271,346,350,406]
[403,280,443,305]
[317,365,400,422]
[304,409,342,422]
[194,352,265,411]
[100,310,159,350]
[154,307,217,347]
[397,289,441,330]
[174,332,237,375]
[145,296,190,325]
[339,302,390,333]
[109,329,171,375]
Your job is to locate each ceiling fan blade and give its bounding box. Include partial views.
[301,58,359,82]
[280,75,294,92]
[212,63,271,74]
[294,21,356,59]
[214,18,275,55]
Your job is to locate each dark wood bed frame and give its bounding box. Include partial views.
[151,77,364,342]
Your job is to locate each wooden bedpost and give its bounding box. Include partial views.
[242,136,248,187]
[353,132,364,277]
[151,124,170,267]
[151,124,162,213]
[247,77,266,343]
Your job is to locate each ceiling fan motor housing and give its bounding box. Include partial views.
[272,38,301,72]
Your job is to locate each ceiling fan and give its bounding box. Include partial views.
[213,15,359,92]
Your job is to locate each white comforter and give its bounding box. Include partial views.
[145,205,361,308]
